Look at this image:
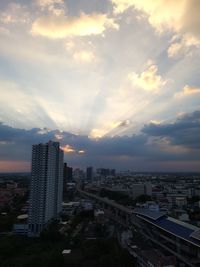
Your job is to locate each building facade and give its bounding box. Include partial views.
[28,141,63,237]
[86,167,93,182]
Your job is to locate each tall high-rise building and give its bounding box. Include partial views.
[63,163,73,200]
[67,166,73,182]
[63,163,73,184]
[86,167,93,182]
[28,141,63,237]
[63,162,68,195]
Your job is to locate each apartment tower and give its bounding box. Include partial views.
[28,141,63,237]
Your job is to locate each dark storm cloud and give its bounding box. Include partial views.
[142,110,200,148]
[0,110,200,168]
[0,122,148,160]
[0,123,76,160]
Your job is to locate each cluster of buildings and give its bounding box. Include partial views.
[0,180,27,209]
[2,140,200,265]
[79,187,200,266]
[27,141,115,237]
[91,174,200,225]
[63,166,116,184]
[2,140,116,237]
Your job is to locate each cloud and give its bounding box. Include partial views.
[111,0,184,32]
[55,132,63,140]
[128,63,167,92]
[118,120,130,127]
[111,0,200,57]
[61,144,75,153]
[142,110,200,149]
[0,27,9,35]
[35,0,65,16]
[65,39,96,63]
[0,79,58,130]
[73,50,95,63]
[78,150,85,154]
[36,0,64,7]
[168,34,200,58]
[31,12,119,38]
[0,2,30,24]
[90,120,130,138]
[175,85,200,98]
[0,111,200,171]
[65,38,97,64]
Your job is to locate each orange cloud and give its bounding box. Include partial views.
[111,0,184,32]
[175,85,200,98]
[168,34,200,58]
[60,144,75,153]
[128,63,167,92]
[60,145,85,154]
[31,13,119,38]
[111,0,200,56]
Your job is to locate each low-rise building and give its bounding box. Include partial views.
[137,249,176,267]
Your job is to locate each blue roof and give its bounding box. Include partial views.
[137,214,200,248]
[133,208,166,220]
[190,230,200,241]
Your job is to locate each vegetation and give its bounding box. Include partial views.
[0,235,135,267]
[0,235,65,267]
[99,188,152,206]
[58,238,135,267]
[0,213,17,232]
[0,211,136,267]
[99,188,133,206]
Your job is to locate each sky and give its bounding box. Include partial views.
[0,0,200,172]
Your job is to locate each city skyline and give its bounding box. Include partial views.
[0,0,200,172]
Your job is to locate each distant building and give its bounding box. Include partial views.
[13,223,28,235]
[13,214,28,235]
[81,200,93,211]
[63,163,68,195]
[130,183,152,199]
[67,167,73,182]
[94,209,105,224]
[73,168,84,181]
[86,167,93,182]
[96,168,116,177]
[167,194,187,208]
[110,169,116,176]
[62,201,80,216]
[28,141,63,237]
[63,163,73,184]
[137,249,176,267]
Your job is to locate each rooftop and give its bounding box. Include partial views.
[62,249,71,255]
[133,208,166,220]
[137,212,200,248]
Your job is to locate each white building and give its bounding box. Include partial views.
[28,141,63,237]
